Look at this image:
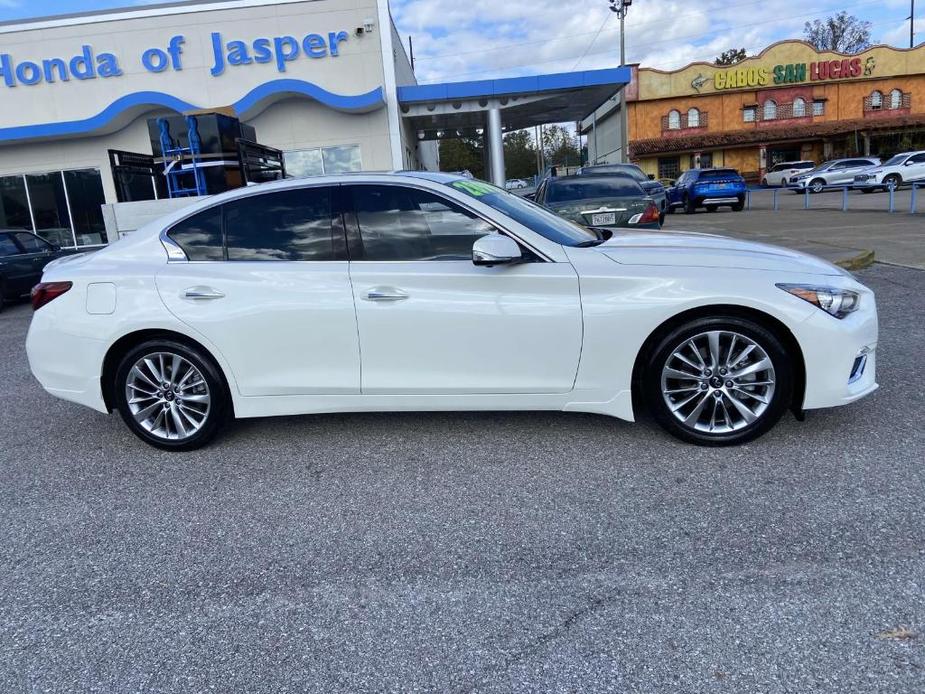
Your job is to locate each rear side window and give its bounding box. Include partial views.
[14,232,49,253]
[0,234,19,257]
[168,208,223,261]
[547,178,643,203]
[225,188,334,261]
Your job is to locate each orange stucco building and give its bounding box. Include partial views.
[583,40,925,182]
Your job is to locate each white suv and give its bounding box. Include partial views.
[762,161,815,187]
[790,158,881,193]
[852,151,925,192]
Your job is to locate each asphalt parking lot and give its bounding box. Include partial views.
[1,262,923,693]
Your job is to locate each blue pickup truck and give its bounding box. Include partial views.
[666,168,747,214]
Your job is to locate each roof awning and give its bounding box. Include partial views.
[398,67,630,140]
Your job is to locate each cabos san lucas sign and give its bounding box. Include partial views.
[0,30,351,88]
[711,56,876,90]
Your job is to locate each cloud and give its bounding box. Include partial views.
[392,0,911,83]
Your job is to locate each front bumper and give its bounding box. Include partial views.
[792,298,879,410]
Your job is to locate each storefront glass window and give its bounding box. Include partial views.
[284,145,362,178]
[0,176,33,230]
[322,145,362,174]
[63,170,107,246]
[657,157,680,180]
[25,173,74,248]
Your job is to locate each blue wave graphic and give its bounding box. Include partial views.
[0,82,385,142]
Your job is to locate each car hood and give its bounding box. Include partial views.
[595,229,846,275]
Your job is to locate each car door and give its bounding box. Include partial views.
[344,183,582,395]
[904,153,925,182]
[155,185,361,397]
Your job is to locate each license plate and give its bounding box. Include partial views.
[715,183,730,189]
[591,213,616,225]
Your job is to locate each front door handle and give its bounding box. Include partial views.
[365,287,409,302]
[184,286,225,300]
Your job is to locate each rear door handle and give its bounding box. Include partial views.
[184,287,225,300]
[365,287,409,302]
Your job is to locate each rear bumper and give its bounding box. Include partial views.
[26,308,109,413]
[701,196,741,205]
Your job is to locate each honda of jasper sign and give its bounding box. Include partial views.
[0,30,351,87]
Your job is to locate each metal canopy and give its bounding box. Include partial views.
[398,67,631,140]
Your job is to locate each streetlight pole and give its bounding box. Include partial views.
[609,0,631,163]
[911,0,916,49]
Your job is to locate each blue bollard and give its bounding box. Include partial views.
[842,186,848,212]
[746,189,751,211]
[773,188,779,211]
[912,184,919,214]
[804,187,810,209]
[889,183,895,213]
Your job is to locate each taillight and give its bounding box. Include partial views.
[31,282,72,311]
[629,204,661,226]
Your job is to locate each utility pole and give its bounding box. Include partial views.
[609,0,632,163]
[911,0,917,49]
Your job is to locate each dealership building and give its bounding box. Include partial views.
[0,0,628,249]
[583,40,925,181]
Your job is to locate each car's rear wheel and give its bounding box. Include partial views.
[114,340,229,451]
[705,205,718,212]
[643,317,793,446]
[731,196,745,211]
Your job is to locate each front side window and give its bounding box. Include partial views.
[14,232,50,253]
[446,180,596,247]
[352,185,495,261]
[167,208,223,261]
[0,234,19,257]
[224,188,335,261]
[909,153,925,164]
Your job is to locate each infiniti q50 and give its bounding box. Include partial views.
[26,172,878,451]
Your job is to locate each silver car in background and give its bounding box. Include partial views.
[578,163,668,224]
[790,157,880,193]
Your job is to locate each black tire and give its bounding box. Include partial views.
[666,204,676,215]
[761,178,768,187]
[659,211,666,226]
[642,316,794,446]
[731,196,745,211]
[809,178,826,194]
[114,339,230,451]
[684,195,697,214]
[884,174,902,190]
[860,187,874,194]
[705,205,718,213]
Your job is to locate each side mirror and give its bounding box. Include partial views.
[473,234,522,267]
[50,244,62,252]
[648,174,655,180]
[524,192,536,201]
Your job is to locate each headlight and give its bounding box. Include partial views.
[777,284,860,318]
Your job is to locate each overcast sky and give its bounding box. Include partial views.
[0,0,921,83]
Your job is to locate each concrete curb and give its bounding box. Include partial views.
[835,249,876,271]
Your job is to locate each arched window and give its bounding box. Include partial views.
[870,90,883,109]
[890,89,903,109]
[763,99,777,120]
[667,110,681,130]
[792,97,806,117]
[687,107,700,127]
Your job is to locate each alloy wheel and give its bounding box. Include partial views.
[660,330,776,434]
[125,351,211,441]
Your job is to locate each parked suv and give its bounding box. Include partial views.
[0,230,74,310]
[577,163,668,224]
[762,161,815,187]
[790,158,880,193]
[666,168,747,214]
[852,151,925,192]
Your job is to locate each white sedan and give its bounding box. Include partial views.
[26,172,878,451]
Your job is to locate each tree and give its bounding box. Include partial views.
[715,48,747,66]
[438,137,484,179]
[503,130,537,180]
[542,125,580,169]
[803,12,872,53]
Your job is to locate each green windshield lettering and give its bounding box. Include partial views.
[451,180,495,197]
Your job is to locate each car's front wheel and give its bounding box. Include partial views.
[684,195,697,214]
[643,317,793,446]
[809,178,826,194]
[114,340,230,451]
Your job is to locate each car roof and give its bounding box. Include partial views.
[550,173,638,183]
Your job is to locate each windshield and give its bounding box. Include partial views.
[882,154,908,167]
[448,179,597,246]
[547,178,643,203]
